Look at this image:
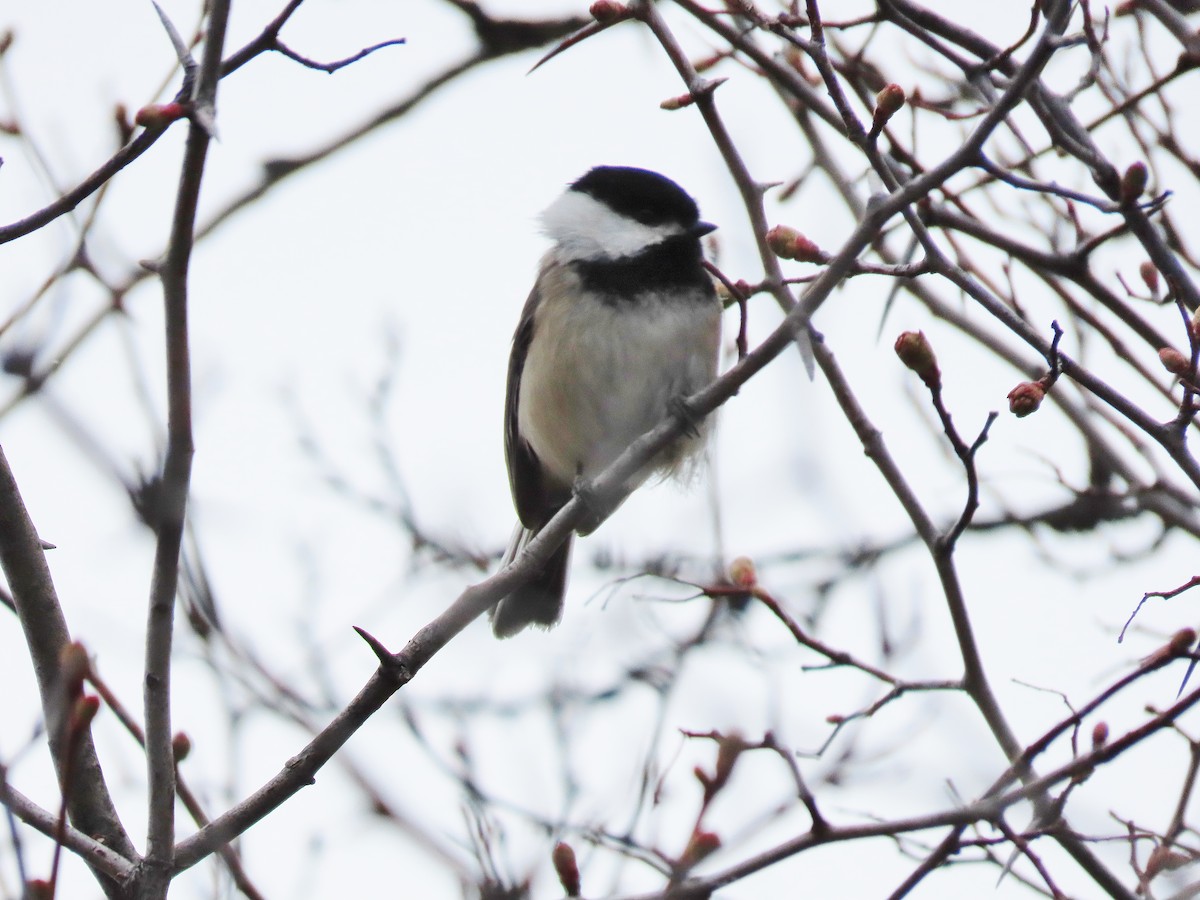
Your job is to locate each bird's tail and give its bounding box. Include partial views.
[491,524,572,638]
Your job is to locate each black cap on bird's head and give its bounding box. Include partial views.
[570,166,715,237]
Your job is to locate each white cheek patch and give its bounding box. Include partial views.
[541,191,684,261]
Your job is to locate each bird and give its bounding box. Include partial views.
[492,165,722,638]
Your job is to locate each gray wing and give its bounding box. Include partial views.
[505,285,562,530]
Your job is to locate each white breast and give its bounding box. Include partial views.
[517,262,720,489]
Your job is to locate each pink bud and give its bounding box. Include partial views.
[680,829,722,868]
[765,225,828,263]
[552,841,581,896]
[1139,261,1159,295]
[1159,347,1190,376]
[1169,627,1196,656]
[894,331,941,389]
[135,101,187,129]
[1120,161,1148,204]
[1007,381,1046,417]
[589,1,629,24]
[872,83,906,132]
[59,642,90,699]
[70,695,100,732]
[660,91,695,111]
[729,556,757,589]
[766,224,801,258]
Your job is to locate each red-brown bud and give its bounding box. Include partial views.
[894,330,941,389]
[1160,347,1191,376]
[59,641,90,700]
[791,234,827,263]
[765,225,797,257]
[729,556,757,589]
[711,732,744,795]
[1145,844,1190,880]
[1007,381,1046,417]
[1120,161,1148,204]
[589,1,629,24]
[552,841,581,896]
[1169,627,1197,656]
[1142,627,1198,668]
[660,91,696,111]
[70,694,100,733]
[871,83,906,134]
[114,102,135,145]
[680,829,721,868]
[135,101,187,129]
[1139,261,1159,296]
[1091,721,1109,750]
[765,225,828,263]
[172,731,192,762]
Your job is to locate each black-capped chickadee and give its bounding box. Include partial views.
[491,166,721,638]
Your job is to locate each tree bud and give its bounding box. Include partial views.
[135,102,187,129]
[729,556,757,589]
[589,1,629,23]
[1139,261,1159,296]
[894,330,941,389]
[1169,627,1196,656]
[553,842,581,896]
[660,91,695,111]
[1159,347,1190,377]
[765,225,827,262]
[1120,161,1148,204]
[1007,381,1046,417]
[872,83,906,133]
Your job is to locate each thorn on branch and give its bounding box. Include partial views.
[150,1,198,99]
[352,626,405,676]
[527,19,605,73]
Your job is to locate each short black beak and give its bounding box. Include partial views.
[691,221,717,237]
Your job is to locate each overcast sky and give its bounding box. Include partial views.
[2,2,1198,897]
